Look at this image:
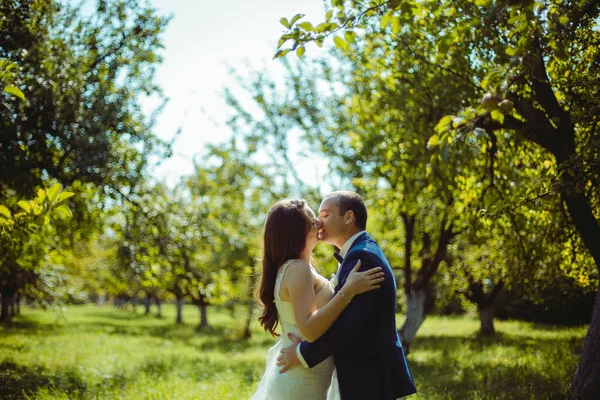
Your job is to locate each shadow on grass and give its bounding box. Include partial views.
[413,332,583,356]
[0,319,40,330]
[408,357,569,400]
[407,333,578,399]
[82,309,150,321]
[0,360,88,400]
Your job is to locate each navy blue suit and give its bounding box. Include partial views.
[299,232,416,399]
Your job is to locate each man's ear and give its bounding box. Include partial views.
[345,210,355,225]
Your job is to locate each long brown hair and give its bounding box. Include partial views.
[257,199,311,337]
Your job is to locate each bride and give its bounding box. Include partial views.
[251,199,384,400]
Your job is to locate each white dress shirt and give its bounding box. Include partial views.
[296,230,366,368]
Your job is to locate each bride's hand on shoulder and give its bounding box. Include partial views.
[342,260,384,298]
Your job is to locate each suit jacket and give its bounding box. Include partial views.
[299,232,416,399]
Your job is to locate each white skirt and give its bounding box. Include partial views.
[250,337,340,400]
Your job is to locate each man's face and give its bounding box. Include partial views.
[304,205,320,247]
[317,197,346,245]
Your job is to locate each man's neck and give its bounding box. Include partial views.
[336,229,362,249]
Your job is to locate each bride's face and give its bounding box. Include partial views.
[304,205,320,250]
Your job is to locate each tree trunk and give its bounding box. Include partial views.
[560,185,600,399]
[0,293,8,322]
[562,193,600,268]
[570,287,600,399]
[462,279,503,336]
[0,286,16,323]
[175,297,184,324]
[399,289,426,353]
[156,298,162,318]
[15,292,20,315]
[8,293,16,317]
[479,306,495,336]
[200,303,209,329]
[131,295,138,312]
[144,294,152,315]
[243,300,253,339]
[196,291,210,330]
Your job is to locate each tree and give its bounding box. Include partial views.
[186,141,284,335]
[0,184,74,322]
[275,1,600,397]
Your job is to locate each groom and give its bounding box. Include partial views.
[276,191,416,399]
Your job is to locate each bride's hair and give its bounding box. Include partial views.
[257,198,311,337]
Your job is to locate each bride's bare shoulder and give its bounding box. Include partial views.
[285,259,311,275]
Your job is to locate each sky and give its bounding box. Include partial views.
[143,0,332,189]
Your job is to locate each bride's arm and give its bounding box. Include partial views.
[285,260,383,342]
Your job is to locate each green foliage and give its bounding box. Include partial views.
[0,183,73,237]
[0,0,171,198]
[0,184,75,319]
[0,58,24,100]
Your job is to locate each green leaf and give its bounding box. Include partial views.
[344,31,356,44]
[0,205,11,219]
[549,40,568,59]
[380,10,393,30]
[280,18,290,29]
[57,191,75,203]
[325,10,333,21]
[290,13,305,26]
[277,37,288,49]
[437,35,454,55]
[273,49,290,59]
[3,86,25,100]
[37,189,46,202]
[490,110,505,124]
[298,22,314,31]
[32,203,44,216]
[54,204,73,219]
[333,36,349,51]
[35,214,50,225]
[46,183,62,203]
[391,15,401,35]
[314,22,328,33]
[17,200,32,214]
[505,46,519,57]
[296,47,305,59]
[427,135,440,148]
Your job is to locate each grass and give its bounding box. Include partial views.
[0,305,587,399]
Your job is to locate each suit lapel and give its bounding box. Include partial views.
[335,232,369,290]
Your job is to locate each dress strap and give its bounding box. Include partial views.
[274,259,296,302]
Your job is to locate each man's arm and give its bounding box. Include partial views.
[299,251,381,368]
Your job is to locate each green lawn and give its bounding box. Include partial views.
[0,305,587,399]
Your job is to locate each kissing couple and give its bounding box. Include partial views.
[251,191,416,400]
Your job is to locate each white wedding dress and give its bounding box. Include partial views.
[250,259,341,400]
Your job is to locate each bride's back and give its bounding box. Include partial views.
[275,259,335,331]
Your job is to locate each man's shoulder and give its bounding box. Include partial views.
[349,234,381,254]
[346,244,383,264]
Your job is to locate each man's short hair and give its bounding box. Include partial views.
[325,191,367,230]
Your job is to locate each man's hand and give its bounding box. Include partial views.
[276,333,302,373]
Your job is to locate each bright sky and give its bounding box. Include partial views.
[145,0,331,190]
